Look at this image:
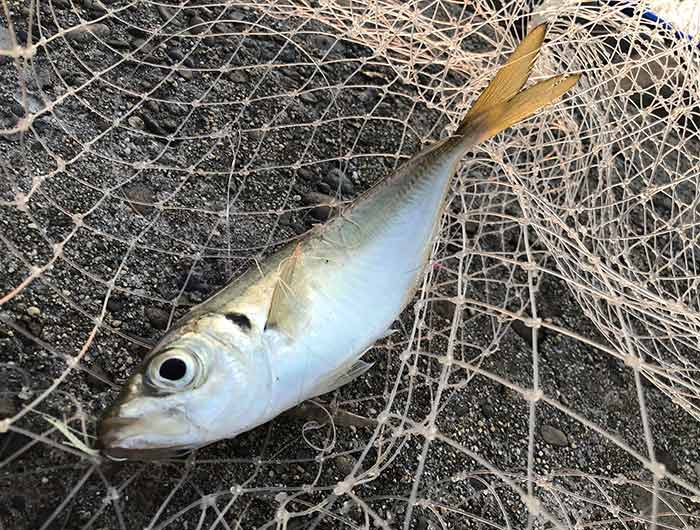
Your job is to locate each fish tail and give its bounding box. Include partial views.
[454,23,580,147]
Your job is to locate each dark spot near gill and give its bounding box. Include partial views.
[224,312,251,330]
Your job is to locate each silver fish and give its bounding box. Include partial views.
[98,24,579,460]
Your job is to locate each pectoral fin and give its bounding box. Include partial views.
[311,360,374,397]
[265,243,304,335]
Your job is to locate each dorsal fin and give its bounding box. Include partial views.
[265,243,302,333]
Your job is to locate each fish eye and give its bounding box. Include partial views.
[159,358,187,381]
[147,350,201,391]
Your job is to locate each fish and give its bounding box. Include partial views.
[97,23,580,460]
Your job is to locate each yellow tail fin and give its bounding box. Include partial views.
[456,23,580,145]
[465,23,548,120]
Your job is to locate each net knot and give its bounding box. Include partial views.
[452,295,465,306]
[611,474,627,485]
[523,317,542,329]
[14,192,28,210]
[333,479,352,496]
[646,461,666,479]
[103,487,120,504]
[523,389,543,402]
[438,354,453,367]
[623,354,641,369]
[423,424,438,441]
[275,507,288,523]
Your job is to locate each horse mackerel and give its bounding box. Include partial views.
[98,24,580,460]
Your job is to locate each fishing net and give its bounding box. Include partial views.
[2,0,700,528]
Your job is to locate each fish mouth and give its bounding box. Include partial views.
[97,416,194,462]
[100,444,193,461]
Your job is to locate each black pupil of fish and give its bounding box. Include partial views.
[159,358,187,381]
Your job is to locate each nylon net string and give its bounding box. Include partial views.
[1,0,700,529]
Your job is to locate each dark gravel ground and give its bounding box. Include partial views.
[1,1,700,529]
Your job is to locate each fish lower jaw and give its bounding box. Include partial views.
[100,442,196,461]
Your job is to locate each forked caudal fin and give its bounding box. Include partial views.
[454,23,580,148]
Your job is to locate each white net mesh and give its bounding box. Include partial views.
[2,0,700,528]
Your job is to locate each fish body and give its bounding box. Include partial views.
[98,24,579,460]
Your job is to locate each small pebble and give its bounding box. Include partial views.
[156,4,176,22]
[26,320,42,337]
[127,115,144,130]
[602,390,627,411]
[145,306,169,330]
[131,38,152,53]
[106,296,124,312]
[166,47,184,62]
[465,220,480,235]
[81,0,106,14]
[335,455,355,476]
[433,299,455,321]
[86,361,111,388]
[540,424,569,447]
[480,401,494,419]
[26,306,40,317]
[655,448,678,474]
[228,69,249,83]
[297,168,314,181]
[278,212,292,226]
[145,100,160,113]
[302,192,335,221]
[299,91,319,104]
[161,119,178,133]
[124,183,154,216]
[10,103,24,117]
[325,168,354,195]
[66,23,111,42]
[15,29,27,46]
[188,16,206,35]
[106,38,130,49]
[142,114,166,136]
[452,399,470,416]
[184,274,208,293]
[0,399,16,418]
[416,517,430,530]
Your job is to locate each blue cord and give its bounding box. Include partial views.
[600,0,698,47]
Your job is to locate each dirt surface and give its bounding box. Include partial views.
[1,2,700,530]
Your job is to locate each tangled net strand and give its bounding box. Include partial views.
[1,1,700,529]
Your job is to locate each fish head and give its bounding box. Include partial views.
[98,313,270,460]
